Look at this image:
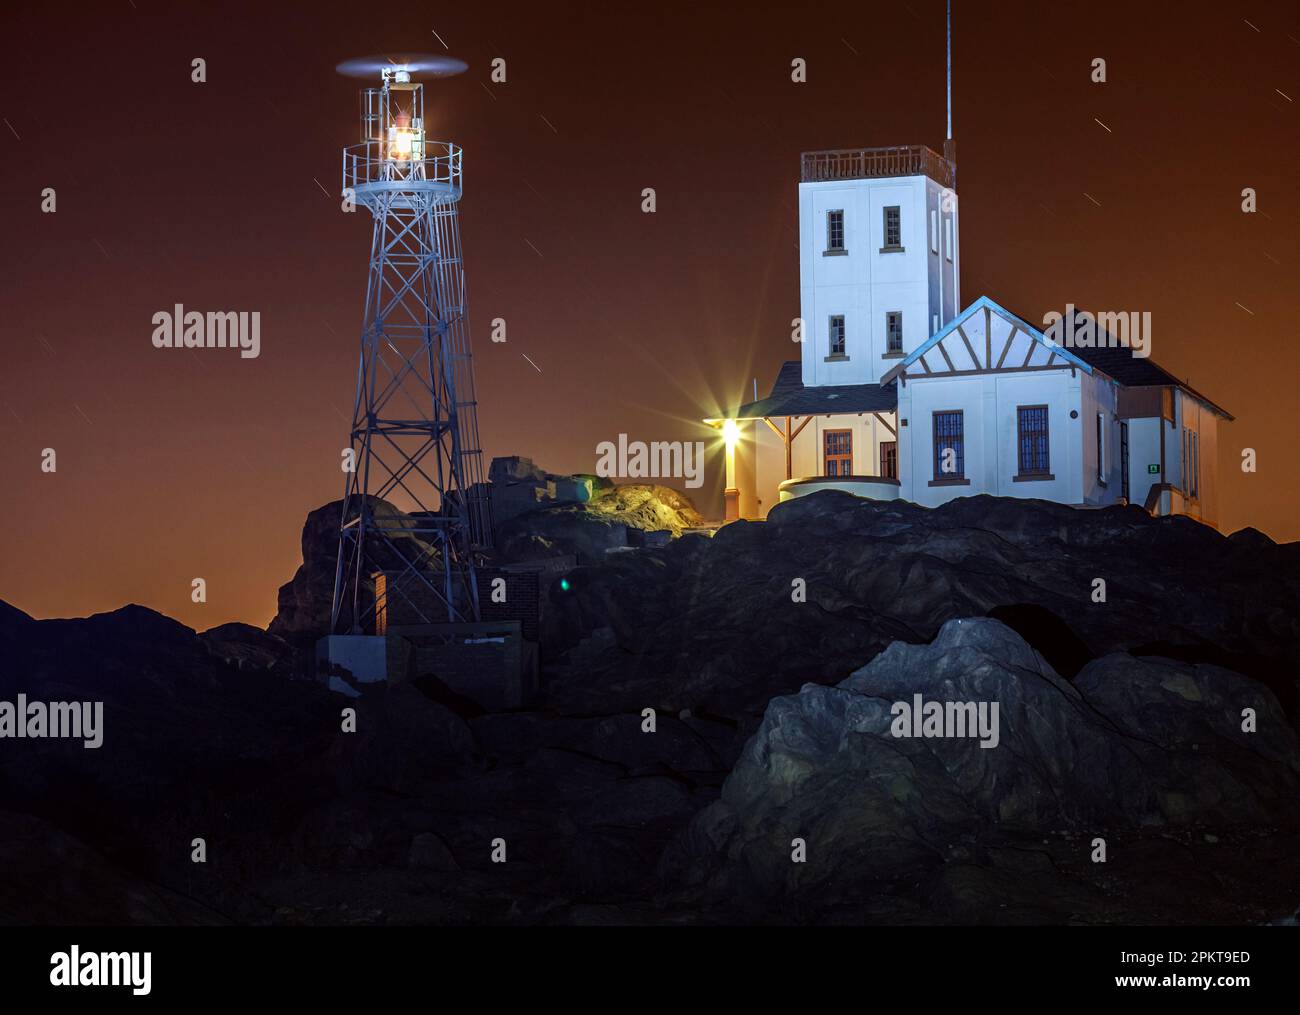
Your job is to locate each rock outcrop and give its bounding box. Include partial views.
[494,482,705,564]
[3,488,1299,926]
[200,622,294,673]
[543,491,1300,719]
[269,495,433,644]
[665,618,1300,909]
[270,461,707,642]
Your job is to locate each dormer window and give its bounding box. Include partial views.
[825,209,846,254]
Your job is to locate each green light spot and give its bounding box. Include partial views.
[559,578,571,591]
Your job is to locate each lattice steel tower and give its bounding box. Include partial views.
[331,54,491,633]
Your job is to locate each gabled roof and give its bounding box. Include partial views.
[705,360,897,423]
[880,296,1233,420]
[880,295,1096,386]
[706,299,1232,426]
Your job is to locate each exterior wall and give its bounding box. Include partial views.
[1079,370,1123,504]
[897,367,1122,507]
[1198,411,1220,527]
[925,177,960,340]
[1123,393,1222,526]
[739,379,1216,522]
[750,411,898,519]
[798,173,957,387]
[1125,416,1164,508]
[1174,390,1220,527]
[752,419,784,519]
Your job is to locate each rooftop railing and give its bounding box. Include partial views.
[801,145,955,189]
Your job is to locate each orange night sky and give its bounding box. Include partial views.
[2,0,1297,629]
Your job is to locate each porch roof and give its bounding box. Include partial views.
[706,361,898,424]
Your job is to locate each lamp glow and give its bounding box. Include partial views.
[391,128,415,159]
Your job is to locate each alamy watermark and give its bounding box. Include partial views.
[0,695,103,748]
[595,434,705,488]
[50,947,150,995]
[151,304,261,359]
[1042,305,1151,359]
[890,693,1000,748]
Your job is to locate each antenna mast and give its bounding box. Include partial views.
[944,1,956,168]
[946,0,953,140]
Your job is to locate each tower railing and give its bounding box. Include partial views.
[800,144,955,189]
[343,140,462,196]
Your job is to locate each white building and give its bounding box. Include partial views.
[707,145,1232,527]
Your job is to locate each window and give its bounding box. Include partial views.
[1017,406,1050,476]
[886,311,903,353]
[1096,412,1106,483]
[879,440,898,480]
[826,209,845,252]
[1120,421,1130,501]
[1189,430,1200,498]
[828,315,846,357]
[930,209,939,253]
[945,217,954,262]
[883,206,902,250]
[933,410,965,479]
[824,430,853,477]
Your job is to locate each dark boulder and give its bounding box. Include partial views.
[666,618,1300,905]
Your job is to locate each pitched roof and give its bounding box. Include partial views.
[706,301,1231,425]
[1057,311,1233,419]
[879,295,1096,386]
[879,297,1233,421]
[707,360,897,422]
